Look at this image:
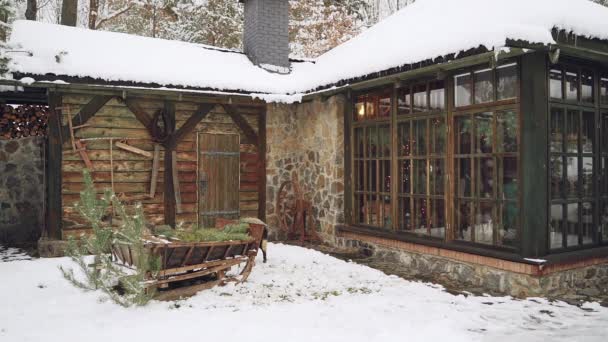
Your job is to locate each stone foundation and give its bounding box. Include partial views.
[0,137,45,246]
[265,96,345,240]
[336,233,608,298]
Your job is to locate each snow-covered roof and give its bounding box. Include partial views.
[5,0,608,102]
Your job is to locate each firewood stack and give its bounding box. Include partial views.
[0,104,49,139]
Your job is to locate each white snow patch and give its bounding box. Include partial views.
[524,258,548,264]
[0,243,606,342]
[0,245,32,262]
[18,77,35,85]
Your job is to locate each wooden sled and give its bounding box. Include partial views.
[111,224,263,301]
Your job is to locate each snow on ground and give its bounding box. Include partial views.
[0,245,31,262]
[0,243,606,342]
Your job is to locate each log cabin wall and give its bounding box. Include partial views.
[59,93,264,239]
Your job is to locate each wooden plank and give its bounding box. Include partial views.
[258,108,267,221]
[153,279,223,301]
[60,95,114,138]
[222,104,259,146]
[172,150,182,214]
[168,103,215,149]
[115,141,153,159]
[150,144,161,198]
[125,98,153,130]
[47,93,63,240]
[74,140,93,169]
[163,101,177,227]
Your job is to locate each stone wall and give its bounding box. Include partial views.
[0,137,45,245]
[266,95,345,241]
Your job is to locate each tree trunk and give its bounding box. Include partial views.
[25,0,37,20]
[61,0,78,26]
[88,0,99,29]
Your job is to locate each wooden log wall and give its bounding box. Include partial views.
[59,94,264,239]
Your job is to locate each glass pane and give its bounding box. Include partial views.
[381,160,391,193]
[497,64,517,100]
[398,87,411,115]
[550,68,563,99]
[500,157,518,200]
[429,80,445,110]
[355,98,366,121]
[500,202,518,247]
[457,158,472,198]
[455,73,472,107]
[354,127,364,158]
[430,199,446,238]
[398,197,412,231]
[430,159,445,195]
[601,76,608,105]
[550,107,564,153]
[413,198,428,235]
[456,201,473,241]
[581,70,594,103]
[475,202,494,245]
[566,110,579,153]
[380,194,392,229]
[413,84,427,112]
[398,122,411,156]
[602,157,608,196]
[474,68,494,104]
[355,160,364,191]
[601,201,608,241]
[412,119,427,156]
[367,160,377,192]
[497,110,517,152]
[430,117,446,155]
[356,194,365,224]
[550,204,564,249]
[367,126,378,157]
[368,194,379,226]
[565,203,579,247]
[476,157,495,199]
[378,94,391,118]
[565,69,579,101]
[399,160,411,194]
[456,116,472,154]
[582,156,594,197]
[366,98,377,119]
[413,159,427,195]
[566,156,579,198]
[378,125,390,157]
[550,156,564,199]
[581,111,594,154]
[475,112,493,154]
[603,113,608,153]
[581,202,594,245]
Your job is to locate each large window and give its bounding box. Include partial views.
[549,64,605,250]
[397,81,446,238]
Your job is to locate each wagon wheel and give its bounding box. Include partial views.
[276,180,297,236]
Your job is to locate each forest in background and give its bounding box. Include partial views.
[1,0,607,59]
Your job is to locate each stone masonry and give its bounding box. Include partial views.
[0,136,45,246]
[266,95,345,241]
[242,0,290,69]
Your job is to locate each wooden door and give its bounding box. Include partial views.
[198,133,240,227]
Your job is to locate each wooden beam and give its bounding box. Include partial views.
[46,93,63,240]
[60,95,113,138]
[258,107,267,221]
[149,144,161,198]
[167,103,215,149]
[163,101,177,227]
[125,98,153,131]
[115,141,153,159]
[221,104,259,145]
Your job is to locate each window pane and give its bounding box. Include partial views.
[476,157,495,199]
[455,73,472,107]
[413,160,427,194]
[429,80,445,110]
[550,204,564,249]
[430,117,445,155]
[366,98,377,119]
[602,158,608,196]
[378,94,391,118]
[497,64,517,100]
[566,156,579,198]
[601,76,608,105]
[581,70,594,103]
[566,110,579,153]
[381,160,391,193]
[413,198,428,234]
[378,125,390,157]
[550,156,564,199]
[582,156,594,197]
[398,122,411,156]
[475,202,494,245]
[474,68,494,104]
[413,84,427,112]
[355,98,366,121]
[550,68,563,99]
[368,194,379,226]
[413,119,427,156]
[355,160,364,191]
[354,127,364,158]
[367,126,378,157]
[475,112,493,154]
[430,158,445,195]
[457,158,472,197]
[456,116,472,154]
[500,157,518,200]
[430,199,446,238]
[367,160,377,192]
[399,160,411,194]
[602,113,608,153]
[398,87,411,115]
[456,201,473,241]
[356,194,365,224]
[380,194,391,229]
[500,202,518,247]
[550,107,564,153]
[565,69,579,101]
[601,201,608,241]
[497,110,517,152]
[581,202,594,245]
[581,111,594,153]
[565,203,579,247]
[398,197,411,231]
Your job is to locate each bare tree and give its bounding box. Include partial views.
[61,0,78,26]
[25,0,38,20]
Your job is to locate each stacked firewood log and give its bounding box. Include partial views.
[0,104,49,139]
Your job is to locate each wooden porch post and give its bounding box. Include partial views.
[258,106,267,221]
[163,101,177,227]
[46,92,63,240]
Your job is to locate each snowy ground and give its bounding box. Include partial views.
[0,243,606,342]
